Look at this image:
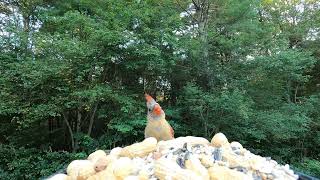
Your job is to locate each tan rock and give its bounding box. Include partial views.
[248,155,265,171]
[208,164,253,180]
[157,136,209,151]
[93,156,108,172]
[185,154,210,180]
[110,147,123,157]
[138,169,150,180]
[154,158,202,180]
[199,154,214,168]
[222,150,249,168]
[66,160,96,180]
[113,157,134,179]
[93,154,118,173]
[88,150,107,162]
[120,137,157,158]
[152,151,162,160]
[87,169,117,180]
[211,133,230,148]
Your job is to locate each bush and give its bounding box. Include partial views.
[293,159,320,178]
[0,145,87,179]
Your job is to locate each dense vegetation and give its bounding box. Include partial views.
[0,0,319,178]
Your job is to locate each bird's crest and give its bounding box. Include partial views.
[145,93,154,103]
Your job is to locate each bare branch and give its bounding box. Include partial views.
[192,0,200,10]
[175,0,199,24]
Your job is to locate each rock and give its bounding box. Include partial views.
[66,160,96,180]
[46,173,69,180]
[52,135,300,180]
[230,141,243,151]
[157,136,209,152]
[124,175,140,180]
[213,148,222,161]
[138,169,150,180]
[152,151,162,160]
[185,154,210,180]
[199,154,214,168]
[176,156,185,168]
[211,132,230,148]
[249,155,266,171]
[154,157,202,180]
[259,162,273,174]
[208,164,253,180]
[110,147,123,157]
[87,150,107,163]
[87,169,116,180]
[93,156,109,172]
[233,166,248,173]
[93,154,117,173]
[113,157,134,179]
[120,137,157,158]
[222,151,249,168]
[261,173,267,180]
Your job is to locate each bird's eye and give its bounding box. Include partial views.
[148,108,151,112]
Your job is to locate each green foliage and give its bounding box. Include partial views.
[0,145,86,180]
[0,0,320,178]
[293,159,320,178]
[179,83,253,139]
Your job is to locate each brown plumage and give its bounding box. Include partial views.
[144,93,174,141]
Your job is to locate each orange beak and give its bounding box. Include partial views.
[153,104,162,115]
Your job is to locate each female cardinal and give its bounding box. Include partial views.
[144,93,174,141]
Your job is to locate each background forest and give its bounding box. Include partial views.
[0,0,320,179]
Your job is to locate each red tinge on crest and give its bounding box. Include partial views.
[145,93,154,103]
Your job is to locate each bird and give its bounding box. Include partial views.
[144,93,174,141]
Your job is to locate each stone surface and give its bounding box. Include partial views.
[230,141,243,151]
[56,135,299,180]
[46,173,69,180]
[208,164,253,180]
[211,132,230,148]
[113,157,134,179]
[66,160,96,180]
[87,150,107,162]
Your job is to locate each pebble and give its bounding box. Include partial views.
[231,141,243,151]
[213,148,222,161]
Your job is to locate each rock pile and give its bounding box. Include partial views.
[48,133,299,180]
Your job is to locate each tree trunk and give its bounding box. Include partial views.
[286,80,291,103]
[87,103,98,136]
[194,0,211,87]
[62,112,75,152]
[294,85,299,103]
[74,109,82,152]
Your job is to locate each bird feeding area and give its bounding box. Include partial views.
[47,133,300,180]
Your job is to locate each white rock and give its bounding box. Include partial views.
[47,174,68,180]
[230,141,243,150]
[110,147,123,156]
[259,163,273,174]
